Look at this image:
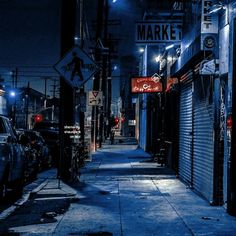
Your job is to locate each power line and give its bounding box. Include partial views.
[0,65,55,68]
[0,73,59,78]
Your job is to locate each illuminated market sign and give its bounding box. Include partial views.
[131,74,163,93]
[135,21,182,43]
[201,0,218,33]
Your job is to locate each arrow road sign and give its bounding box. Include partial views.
[88,91,103,106]
[54,46,99,88]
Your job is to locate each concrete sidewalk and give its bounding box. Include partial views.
[5,140,236,235]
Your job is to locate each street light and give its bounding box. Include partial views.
[165,44,174,50]
[154,55,161,63]
[74,36,80,45]
[10,91,16,97]
[9,90,17,127]
[139,48,145,53]
[208,1,228,25]
[209,1,226,14]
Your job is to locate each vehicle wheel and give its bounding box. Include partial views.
[32,164,39,180]
[12,176,24,198]
[38,160,42,172]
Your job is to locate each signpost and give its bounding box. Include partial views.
[54,45,98,181]
[54,46,99,88]
[88,90,103,152]
[88,91,103,106]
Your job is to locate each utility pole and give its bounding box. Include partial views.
[50,79,58,98]
[11,71,14,88]
[15,67,18,88]
[78,0,85,145]
[59,0,77,181]
[44,77,49,108]
[106,33,112,139]
[91,0,104,151]
[99,0,109,146]
[25,82,30,129]
[11,68,18,127]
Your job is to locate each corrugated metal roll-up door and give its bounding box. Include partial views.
[193,75,214,202]
[179,71,193,185]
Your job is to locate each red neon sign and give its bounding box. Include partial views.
[131,76,162,93]
[166,78,178,92]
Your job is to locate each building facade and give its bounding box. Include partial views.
[135,0,236,216]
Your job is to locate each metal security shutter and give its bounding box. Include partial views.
[179,72,193,184]
[193,76,214,202]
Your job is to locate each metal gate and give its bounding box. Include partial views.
[179,71,193,185]
[193,76,214,202]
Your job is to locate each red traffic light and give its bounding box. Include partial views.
[227,115,232,129]
[34,114,43,123]
[121,117,125,123]
[115,117,119,124]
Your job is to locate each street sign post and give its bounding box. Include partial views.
[88,91,103,106]
[54,46,99,88]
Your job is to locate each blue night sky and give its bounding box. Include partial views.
[0,0,144,99]
[0,0,61,96]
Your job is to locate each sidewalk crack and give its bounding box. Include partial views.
[152,179,195,236]
[118,180,123,236]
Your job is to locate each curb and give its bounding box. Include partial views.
[29,179,49,198]
[0,178,49,221]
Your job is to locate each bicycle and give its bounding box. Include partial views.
[69,141,89,182]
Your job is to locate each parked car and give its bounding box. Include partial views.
[33,121,59,167]
[0,116,25,199]
[18,130,52,180]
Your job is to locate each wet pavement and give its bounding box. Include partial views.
[1,137,236,235]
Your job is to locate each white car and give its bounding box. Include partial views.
[0,116,25,199]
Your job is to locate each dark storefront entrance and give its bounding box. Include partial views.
[178,67,224,205]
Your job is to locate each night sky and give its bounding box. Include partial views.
[0,0,144,98]
[0,0,61,95]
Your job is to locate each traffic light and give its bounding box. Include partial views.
[115,117,119,125]
[227,115,232,129]
[121,116,125,123]
[110,116,119,127]
[34,114,43,123]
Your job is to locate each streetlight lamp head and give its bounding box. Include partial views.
[165,44,174,50]
[167,56,173,62]
[139,48,144,53]
[74,36,80,46]
[154,55,161,63]
[10,91,16,97]
[209,2,225,14]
